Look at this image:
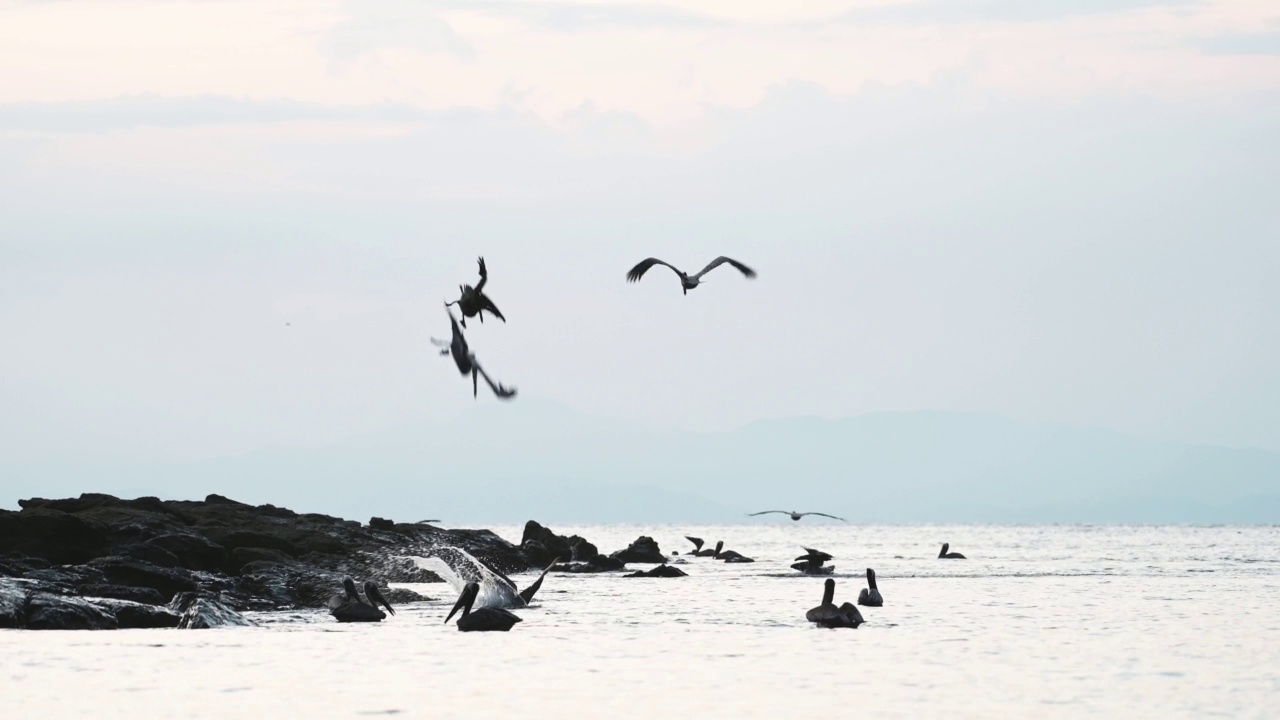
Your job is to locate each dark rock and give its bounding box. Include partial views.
[169,592,256,629]
[368,517,395,530]
[86,557,198,600]
[0,509,111,564]
[76,583,166,606]
[26,591,119,630]
[609,536,665,564]
[552,555,626,573]
[230,546,291,570]
[570,537,599,562]
[145,533,228,571]
[89,598,180,629]
[382,587,432,604]
[625,565,688,578]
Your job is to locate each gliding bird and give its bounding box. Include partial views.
[625,255,756,295]
[748,510,847,523]
[430,305,517,400]
[445,256,505,328]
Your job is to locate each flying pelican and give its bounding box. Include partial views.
[792,547,835,575]
[748,510,847,523]
[328,578,396,622]
[445,581,522,632]
[430,305,517,400]
[805,578,865,629]
[445,256,506,328]
[857,568,883,607]
[625,255,756,295]
[938,543,967,559]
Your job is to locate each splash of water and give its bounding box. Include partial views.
[403,546,525,610]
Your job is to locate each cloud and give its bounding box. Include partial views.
[321,0,475,61]
[0,94,432,133]
[829,0,1205,25]
[435,0,729,31]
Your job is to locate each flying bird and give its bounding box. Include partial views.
[625,255,756,295]
[445,256,506,328]
[748,510,847,523]
[430,305,517,400]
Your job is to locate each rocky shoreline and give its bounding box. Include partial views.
[0,493,672,630]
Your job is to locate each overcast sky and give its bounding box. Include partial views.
[1,0,1277,471]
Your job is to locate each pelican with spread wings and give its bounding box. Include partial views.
[430,305,517,400]
[747,510,847,522]
[446,256,506,328]
[625,255,756,295]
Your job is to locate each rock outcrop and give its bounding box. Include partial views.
[609,536,665,564]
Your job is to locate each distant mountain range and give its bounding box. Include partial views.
[3,399,1277,524]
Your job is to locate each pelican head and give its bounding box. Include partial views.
[363,581,395,615]
[712,540,724,559]
[821,577,835,606]
[939,543,949,558]
[445,581,481,624]
[342,577,360,602]
[866,568,877,590]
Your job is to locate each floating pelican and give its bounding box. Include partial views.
[685,536,705,554]
[445,582,522,632]
[625,255,756,295]
[805,578,865,629]
[717,549,755,563]
[857,568,883,607]
[328,578,395,623]
[792,547,835,575]
[430,306,517,400]
[445,256,505,328]
[691,540,723,558]
[938,543,967,559]
[748,510,847,523]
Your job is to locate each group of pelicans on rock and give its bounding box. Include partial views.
[327,540,967,632]
[429,254,758,399]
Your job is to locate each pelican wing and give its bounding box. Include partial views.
[478,293,506,322]
[692,255,757,280]
[804,512,848,522]
[474,361,518,400]
[626,257,682,283]
[685,536,704,551]
[747,510,789,517]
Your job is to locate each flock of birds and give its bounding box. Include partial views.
[325,540,967,632]
[427,254,758,399]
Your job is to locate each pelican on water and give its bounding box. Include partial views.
[857,568,883,607]
[625,255,756,295]
[938,543,967,559]
[328,578,396,622]
[691,540,723,558]
[685,536,706,554]
[805,578,865,629]
[430,305,517,400]
[445,256,506,329]
[445,581,522,632]
[748,510,847,523]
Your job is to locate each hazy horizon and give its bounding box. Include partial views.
[2,1,1277,518]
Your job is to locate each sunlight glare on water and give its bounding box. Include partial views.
[3,524,1279,719]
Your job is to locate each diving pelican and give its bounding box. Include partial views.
[748,510,847,523]
[857,568,883,607]
[805,578,865,629]
[328,578,396,622]
[938,543,967,559]
[445,256,506,328]
[625,255,756,295]
[445,582,522,632]
[430,305,517,400]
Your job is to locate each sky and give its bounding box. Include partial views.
[1,0,1278,475]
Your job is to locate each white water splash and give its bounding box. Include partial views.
[403,546,525,610]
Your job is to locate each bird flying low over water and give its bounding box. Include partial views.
[792,547,835,575]
[805,578,865,629]
[445,581,522,632]
[625,255,756,295]
[857,568,883,607]
[748,510,847,523]
[328,578,395,622]
[430,305,517,400]
[445,256,506,329]
[938,543,967,559]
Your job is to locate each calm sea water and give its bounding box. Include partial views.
[4,524,1279,719]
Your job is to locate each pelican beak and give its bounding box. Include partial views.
[445,595,465,624]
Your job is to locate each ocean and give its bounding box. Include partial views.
[4,523,1278,719]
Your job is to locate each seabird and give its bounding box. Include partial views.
[625,255,756,295]
[445,256,506,329]
[938,543,967,559]
[805,578,865,629]
[748,510,847,523]
[857,568,883,607]
[792,547,835,575]
[328,578,396,622]
[445,581,522,632]
[516,558,559,605]
[685,536,705,554]
[691,540,723,558]
[430,305,517,400]
[717,549,755,563]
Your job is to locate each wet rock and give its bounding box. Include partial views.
[169,592,256,629]
[90,598,180,629]
[382,587,432,604]
[624,565,688,578]
[230,546,291,570]
[609,536,665,564]
[368,517,395,530]
[0,509,111,564]
[552,555,626,573]
[144,533,228,571]
[26,591,120,630]
[76,583,167,606]
[86,557,197,601]
[570,538,599,562]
